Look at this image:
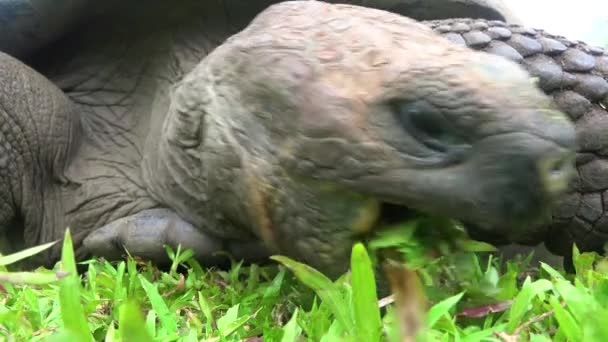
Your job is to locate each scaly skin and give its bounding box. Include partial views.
[0,1,577,276]
[424,18,608,261]
[0,51,80,256]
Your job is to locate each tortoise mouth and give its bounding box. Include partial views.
[370,202,421,232]
[379,202,417,225]
[372,202,542,246]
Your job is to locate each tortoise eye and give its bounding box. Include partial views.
[390,100,467,153]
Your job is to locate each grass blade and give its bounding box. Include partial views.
[550,296,581,342]
[0,240,57,266]
[350,243,382,342]
[271,255,356,335]
[138,274,178,334]
[281,308,302,342]
[118,299,155,342]
[0,270,68,285]
[217,303,240,333]
[427,292,464,327]
[58,229,94,342]
[219,306,258,338]
[104,323,116,342]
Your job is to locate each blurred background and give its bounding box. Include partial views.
[509,0,608,47]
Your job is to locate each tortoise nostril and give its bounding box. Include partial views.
[550,158,567,177]
[538,151,576,196]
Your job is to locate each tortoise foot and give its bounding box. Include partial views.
[83,208,231,266]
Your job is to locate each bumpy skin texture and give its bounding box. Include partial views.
[0,1,580,277]
[0,51,80,257]
[424,18,608,260]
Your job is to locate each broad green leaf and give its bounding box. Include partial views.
[530,279,553,295]
[185,328,198,342]
[44,329,87,342]
[507,277,553,332]
[218,306,259,338]
[550,296,581,342]
[114,261,126,302]
[382,306,401,342]
[246,263,260,293]
[198,291,214,322]
[138,274,178,334]
[118,299,155,342]
[320,319,347,342]
[530,333,553,342]
[427,292,464,328]
[553,279,588,319]
[262,268,285,304]
[145,310,157,338]
[574,251,596,275]
[104,323,116,342]
[540,262,566,280]
[281,308,302,342]
[460,328,497,342]
[596,258,608,276]
[350,243,382,342]
[367,222,418,251]
[271,255,355,335]
[582,308,608,341]
[87,263,97,294]
[594,280,608,314]
[457,240,497,253]
[198,291,214,335]
[496,269,519,300]
[217,303,240,332]
[506,277,535,332]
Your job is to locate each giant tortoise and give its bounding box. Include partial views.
[0,0,604,277]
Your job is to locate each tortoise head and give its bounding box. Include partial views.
[153,1,575,274]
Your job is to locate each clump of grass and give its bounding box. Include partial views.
[1,221,608,341]
[0,229,310,341]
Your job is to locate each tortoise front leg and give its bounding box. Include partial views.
[82,208,271,267]
[0,51,80,264]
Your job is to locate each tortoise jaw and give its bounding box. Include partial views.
[463,219,551,247]
[376,202,419,227]
[371,202,550,248]
[356,201,420,237]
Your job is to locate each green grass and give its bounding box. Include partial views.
[1,220,608,341]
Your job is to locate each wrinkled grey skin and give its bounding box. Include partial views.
[0,0,586,277]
